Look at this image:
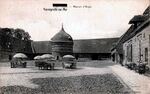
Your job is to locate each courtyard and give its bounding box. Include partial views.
[0,1,149,94]
[0,60,147,94]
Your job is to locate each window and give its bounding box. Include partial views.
[143,33,145,38]
[149,35,150,47]
[145,48,148,62]
[56,56,59,60]
[127,44,132,62]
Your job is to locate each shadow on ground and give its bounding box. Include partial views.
[0,74,134,94]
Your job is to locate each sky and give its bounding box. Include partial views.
[0,0,149,41]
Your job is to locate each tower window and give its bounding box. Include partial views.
[57,56,59,60]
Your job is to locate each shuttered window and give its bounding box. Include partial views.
[145,48,148,62]
[127,44,132,62]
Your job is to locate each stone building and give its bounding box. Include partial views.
[51,26,73,60]
[111,6,150,67]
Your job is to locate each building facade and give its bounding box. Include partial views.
[123,19,150,67]
[73,38,118,60]
[112,6,150,67]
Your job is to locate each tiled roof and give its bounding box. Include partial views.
[32,41,52,54]
[51,26,73,42]
[73,38,119,53]
[129,15,146,24]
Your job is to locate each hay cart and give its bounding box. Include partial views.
[62,55,77,69]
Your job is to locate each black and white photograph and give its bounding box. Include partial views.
[0,0,150,94]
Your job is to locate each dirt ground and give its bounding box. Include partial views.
[0,60,134,94]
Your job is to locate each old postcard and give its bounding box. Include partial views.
[0,0,149,94]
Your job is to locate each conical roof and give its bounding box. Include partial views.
[51,25,73,42]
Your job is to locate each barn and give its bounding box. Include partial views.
[31,26,118,60]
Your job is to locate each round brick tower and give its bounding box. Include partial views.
[51,25,73,60]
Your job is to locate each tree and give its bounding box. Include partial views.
[0,28,13,49]
[24,32,31,41]
[14,28,31,40]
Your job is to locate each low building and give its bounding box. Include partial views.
[32,38,119,60]
[31,41,52,55]
[112,6,150,67]
[73,38,118,60]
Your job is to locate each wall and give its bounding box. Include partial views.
[74,53,111,61]
[123,25,150,67]
[51,42,73,60]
